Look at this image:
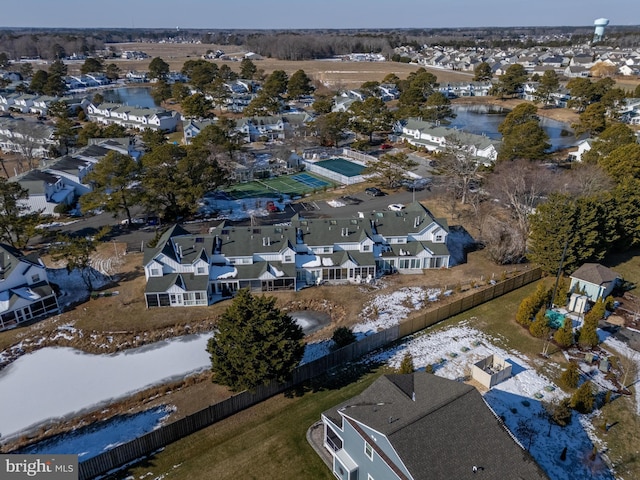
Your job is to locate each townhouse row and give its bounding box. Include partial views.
[143,202,451,307]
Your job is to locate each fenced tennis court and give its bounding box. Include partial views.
[225,172,336,199]
[302,157,367,185]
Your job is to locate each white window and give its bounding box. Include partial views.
[197,266,206,275]
[435,234,443,242]
[150,268,161,276]
[284,255,292,262]
[364,442,373,460]
[31,274,40,282]
[362,245,370,252]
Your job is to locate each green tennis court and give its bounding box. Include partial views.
[314,157,366,177]
[225,172,337,199]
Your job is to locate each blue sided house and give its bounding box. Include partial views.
[320,372,548,480]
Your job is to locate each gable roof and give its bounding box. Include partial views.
[0,243,41,281]
[570,263,621,286]
[325,373,548,480]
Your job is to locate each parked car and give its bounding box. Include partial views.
[340,195,362,205]
[380,143,393,150]
[365,187,384,197]
[402,178,432,191]
[120,217,145,225]
[388,203,406,211]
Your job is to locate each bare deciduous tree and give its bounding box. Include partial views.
[438,134,484,205]
[564,163,614,198]
[481,216,527,264]
[487,159,559,247]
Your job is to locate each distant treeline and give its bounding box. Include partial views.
[0,25,639,62]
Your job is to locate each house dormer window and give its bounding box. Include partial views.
[435,234,443,242]
[31,274,40,283]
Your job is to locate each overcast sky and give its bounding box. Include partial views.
[0,0,637,29]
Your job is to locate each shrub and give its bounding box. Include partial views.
[425,364,434,374]
[53,202,72,214]
[398,352,415,374]
[559,362,580,389]
[331,326,356,349]
[554,319,574,348]
[516,296,536,327]
[529,308,551,338]
[549,398,573,427]
[570,381,595,414]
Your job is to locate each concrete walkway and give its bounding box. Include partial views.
[306,421,332,469]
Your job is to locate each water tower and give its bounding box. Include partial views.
[593,18,609,43]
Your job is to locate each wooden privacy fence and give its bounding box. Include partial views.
[79,267,541,479]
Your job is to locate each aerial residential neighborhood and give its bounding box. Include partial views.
[0,4,639,480]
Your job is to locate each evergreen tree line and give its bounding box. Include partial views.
[528,124,640,275]
[79,121,240,225]
[515,280,610,350]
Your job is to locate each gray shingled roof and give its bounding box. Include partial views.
[324,373,548,480]
[217,225,297,257]
[10,169,60,195]
[570,263,621,286]
[145,272,209,294]
[143,224,192,265]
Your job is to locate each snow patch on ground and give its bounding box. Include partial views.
[355,287,440,336]
[47,267,112,308]
[18,406,174,460]
[370,324,614,480]
[603,336,640,415]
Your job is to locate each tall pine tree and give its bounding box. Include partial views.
[207,289,305,391]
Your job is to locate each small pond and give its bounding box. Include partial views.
[289,310,332,335]
[448,104,580,152]
[101,86,158,108]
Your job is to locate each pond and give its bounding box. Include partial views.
[16,406,172,460]
[0,334,212,441]
[289,310,332,335]
[101,86,158,108]
[448,104,579,152]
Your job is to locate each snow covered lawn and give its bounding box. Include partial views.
[372,324,615,480]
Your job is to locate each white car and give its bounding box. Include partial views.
[388,203,405,211]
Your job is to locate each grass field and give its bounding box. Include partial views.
[116,364,384,480]
[225,172,337,198]
[87,42,473,89]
